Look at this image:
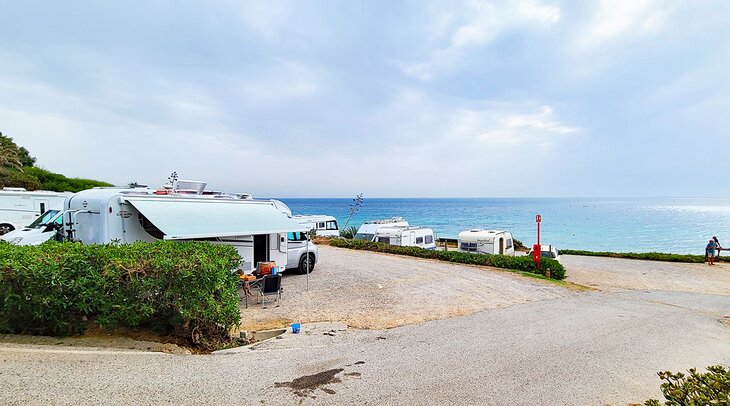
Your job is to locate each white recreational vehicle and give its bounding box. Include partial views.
[373,226,436,250]
[354,217,409,241]
[0,188,70,235]
[61,186,307,273]
[292,215,339,237]
[457,229,515,256]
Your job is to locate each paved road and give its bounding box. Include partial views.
[1,255,729,405]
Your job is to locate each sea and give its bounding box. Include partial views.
[277,198,730,255]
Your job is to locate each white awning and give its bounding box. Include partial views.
[124,197,307,240]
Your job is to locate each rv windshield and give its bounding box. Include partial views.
[27,210,61,229]
[354,233,375,241]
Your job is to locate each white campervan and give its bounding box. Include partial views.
[354,217,409,241]
[0,188,70,235]
[292,214,339,237]
[457,229,515,256]
[61,186,306,273]
[373,226,436,250]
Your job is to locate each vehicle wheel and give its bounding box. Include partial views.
[0,224,14,236]
[297,253,315,274]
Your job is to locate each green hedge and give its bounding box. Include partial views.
[645,365,730,405]
[330,239,565,280]
[0,241,241,349]
[560,249,724,263]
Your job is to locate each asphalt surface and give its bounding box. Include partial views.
[1,256,729,405]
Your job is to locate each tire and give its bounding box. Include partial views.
[297,253,315,274]
[0,224,14,236]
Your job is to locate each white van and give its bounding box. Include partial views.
[292,215,339,237]
[373,226,436,250]
[457,229,515,256]
[354,217,409,241]
[0,188,70,235]
[0,209,64,245]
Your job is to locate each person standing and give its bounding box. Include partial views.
[712,236,722,257]
[706,238,718,266]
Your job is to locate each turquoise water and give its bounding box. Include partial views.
[277,198,730,255]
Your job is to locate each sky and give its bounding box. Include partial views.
[1,0,729,198]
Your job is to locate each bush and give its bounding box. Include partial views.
[560,249,720,264]
[339,226,358,239]
[645,365,730,405]
[0,241,241,349]
[330,239,565,280]
[0,167,42,190]
[24,166,113,192]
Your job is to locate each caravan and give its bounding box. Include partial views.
[354,217,409,241]
[292,215,339,237]
[373,226,436,249]
[457,229,515,256]
[0,188,70,235]
[60,186,307,273]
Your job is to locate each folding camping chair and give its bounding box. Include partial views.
[255,274,282,308]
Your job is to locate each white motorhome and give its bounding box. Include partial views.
[0,188,70,235]
[354,217,409,241]
[373,226,436,250]
[457,229,515,256]
[61,187,306,273]
[292,215,339,237]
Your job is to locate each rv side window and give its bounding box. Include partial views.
[416,236,424,244]
[318,222,325,229]
[425,235,433,244]
[288,232,306,242]
[506,239,513,250]
[377,237,390,244]
[460,242,478,252]
[325,220,337,230]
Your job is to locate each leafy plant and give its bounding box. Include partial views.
[560,249,725,264]
[339,225,358,239]
[330,238,565,279]
[0,241,241,349]
[645,365,730,405]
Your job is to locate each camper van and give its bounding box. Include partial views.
[457,229,515,256]
[61,186,307,273]
[0,209,64,245]
[373,226,436,249]
[354,217,409,241]
[0,188,70,235]
[292,215,339,237]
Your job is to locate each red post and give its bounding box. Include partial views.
[533,214,542,269]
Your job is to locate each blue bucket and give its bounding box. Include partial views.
[291,323,301,334]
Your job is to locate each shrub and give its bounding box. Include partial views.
[560,249,721,264]
[645,365,730,405]
[339,226,358,239]
[330,239,565,280]
[0,241,241,349]
[24,166,113,192]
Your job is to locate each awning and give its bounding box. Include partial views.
[123,197,307,240]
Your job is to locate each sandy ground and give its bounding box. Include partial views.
[239,246,570,331]
[564,254,730,294]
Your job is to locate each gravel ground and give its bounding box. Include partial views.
[240,246,570,331]
[564,254,730,294]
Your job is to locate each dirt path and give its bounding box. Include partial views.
[563,255,730,294]
[239,246,570,331]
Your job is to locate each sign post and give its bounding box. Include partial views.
[533,214,542,269]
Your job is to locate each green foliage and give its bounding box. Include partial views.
[0,167,42,190]
[513,238,526,250]
[560,249,721,263]
[330,238,565,279]
[339,226,358,239]
[0,132,24,171]
[23,166,113,192]
[645,365,730,405]
[0,241,241,349]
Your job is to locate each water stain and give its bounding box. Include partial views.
[275,368,344,398]
[354,361,365,365]
[344,372,361,377]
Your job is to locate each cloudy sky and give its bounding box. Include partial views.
[1,0,729,197]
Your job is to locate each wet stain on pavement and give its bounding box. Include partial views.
[275,368,344,398]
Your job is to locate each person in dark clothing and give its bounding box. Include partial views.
[712,236,722,257]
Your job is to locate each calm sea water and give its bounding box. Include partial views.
[277,198,730,255]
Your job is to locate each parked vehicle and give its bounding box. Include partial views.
[0,188,70,235]
[526,245,562,264]
[292,214,339,237]
[457,229,515,256]
[57,185,306,273]
[286,231,318,273]
[354,217,409,241]
[0,209,64,245]
[373,226,437,249]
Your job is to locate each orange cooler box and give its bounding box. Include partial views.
[258,262,277,276]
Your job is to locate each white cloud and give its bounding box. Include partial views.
[234,59,322,107]
[400,0,561,80]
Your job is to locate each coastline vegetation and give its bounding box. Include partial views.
[561,249,726,263]
[330,238,566,280]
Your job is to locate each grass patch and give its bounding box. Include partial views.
[561,249,725,263]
